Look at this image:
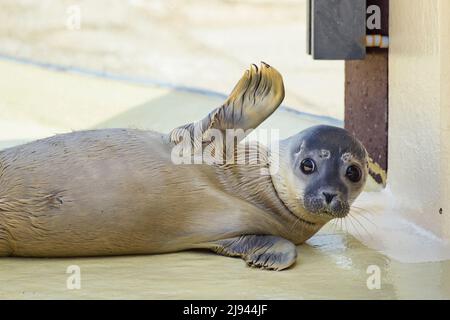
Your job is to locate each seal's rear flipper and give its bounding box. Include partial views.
[169,62,285,148]
[210,235,297,271]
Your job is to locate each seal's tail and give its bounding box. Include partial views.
[170,62,285,146]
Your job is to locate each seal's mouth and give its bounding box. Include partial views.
[303,195,349,219]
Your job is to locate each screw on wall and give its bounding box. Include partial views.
[439,208,443,215]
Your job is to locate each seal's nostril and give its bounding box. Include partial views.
[322,192,337,204]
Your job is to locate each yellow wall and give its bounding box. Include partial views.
[389,0,450,238]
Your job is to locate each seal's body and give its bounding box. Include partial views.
[0,63,368,270]
[0,129,316,257]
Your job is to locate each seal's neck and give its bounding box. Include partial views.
[214,141,323,243]
[214,142,281,213]
[269,140,310,221]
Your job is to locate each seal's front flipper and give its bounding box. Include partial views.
[169,62,285,147]
[211,235,297,271]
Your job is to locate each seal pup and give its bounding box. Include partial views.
[0,63,368,270]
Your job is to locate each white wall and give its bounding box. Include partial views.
[389,0,450,238]
[351,0,450,262]
[440,0,450,239]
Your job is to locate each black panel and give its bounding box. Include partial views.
[308,0,366,60]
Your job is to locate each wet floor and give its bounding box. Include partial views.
[1,225,449,299]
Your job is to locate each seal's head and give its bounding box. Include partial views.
[271,125,369,225]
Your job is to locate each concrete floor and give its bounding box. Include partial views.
[2,225,446,300]
[1,59,449,300]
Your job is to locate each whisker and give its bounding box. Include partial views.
[332,218,339,234]
[329,219,335,233]
[344,218,350,233]
[351,206,376,216]
[349,210,377,227]
[347,214,364,239]
[350,207,373,217]
[349,213,374,240]
[346,215,358,236]
[333,218,339,234]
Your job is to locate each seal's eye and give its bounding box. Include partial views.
[346,165,362,183]
[300,158,316,175]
